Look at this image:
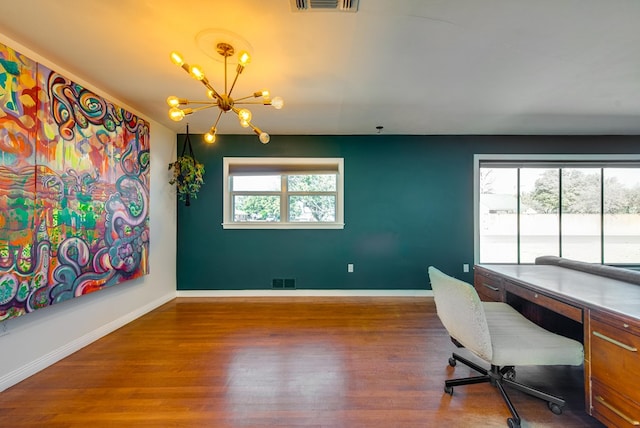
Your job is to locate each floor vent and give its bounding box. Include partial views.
[272,278,297,289]
[290,0,359,12]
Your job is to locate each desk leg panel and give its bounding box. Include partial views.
[584,308,592,416]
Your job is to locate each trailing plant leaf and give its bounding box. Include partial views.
[168,155,205,205]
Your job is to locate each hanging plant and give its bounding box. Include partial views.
[168,125,205,206]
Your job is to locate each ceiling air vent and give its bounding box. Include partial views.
[290,0,359,12]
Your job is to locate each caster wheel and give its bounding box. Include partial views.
[444,385,453,395]
[448,357,457,367]
[502,367,516,381]
[548,401,563,415]
[507,417,521,428]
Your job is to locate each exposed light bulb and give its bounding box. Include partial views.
[238,51,251,66]
[259,132,270,144]
[170,51,184,67]
[207,90,216,99]
[253,89,269,99]
[204,127,217,143]
[168,107,185,121]
[166,96,181,107]
[271,96,284,110]
[239,119,250,128]
[189,65,205,81]
[238,108,252,123]
[204,132,216,144]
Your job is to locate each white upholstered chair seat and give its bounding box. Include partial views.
[482,302,583,367]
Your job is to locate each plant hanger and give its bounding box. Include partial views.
[181,124,195,162]
[168,124,205,206]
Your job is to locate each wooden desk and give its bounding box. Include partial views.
[475,264,640,428]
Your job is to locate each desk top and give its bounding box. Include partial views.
[476,264,640,321]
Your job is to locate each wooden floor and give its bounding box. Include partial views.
[0,297,604,427]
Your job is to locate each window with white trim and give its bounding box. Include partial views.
[223,157,344,229]
[474,155,640,265]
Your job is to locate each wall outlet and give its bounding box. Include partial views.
[347,263,354,273]
[463,263,470,273]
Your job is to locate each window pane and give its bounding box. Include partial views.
[604,168,640,263]
[231,175,281,191]
[224,157,344,229]
[520,168,559,263]
[288,174,336,192]
[561,168,601,262]
[289,196,336,222]
[233,195,280,222]
[479,168,518,263]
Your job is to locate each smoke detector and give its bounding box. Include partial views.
[290,0,359,12]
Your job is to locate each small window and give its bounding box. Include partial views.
[223,157,344,229]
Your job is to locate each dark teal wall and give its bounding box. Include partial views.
[176,135,639,290]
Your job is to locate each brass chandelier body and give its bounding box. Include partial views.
[167,42,283,144]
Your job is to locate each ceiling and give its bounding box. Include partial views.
[1,0,639,136]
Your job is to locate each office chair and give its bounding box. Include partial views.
[428,267,584,428]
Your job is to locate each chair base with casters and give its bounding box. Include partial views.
[444,351,565,428]
[427,267,584,428]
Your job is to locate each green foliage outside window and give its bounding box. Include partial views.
[234,174,336,222]
[521,169,640,214]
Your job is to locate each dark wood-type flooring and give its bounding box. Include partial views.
[0,297,605,427]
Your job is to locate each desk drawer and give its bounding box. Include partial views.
[474,270,504,302]
[590,315,640,408]
[592,381,640,427]
[505,282,583,323]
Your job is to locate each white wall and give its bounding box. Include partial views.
[0,33,177,391]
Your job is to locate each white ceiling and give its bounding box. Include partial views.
[1,0,639,136]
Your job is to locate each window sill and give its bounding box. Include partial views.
[222,222,345,230]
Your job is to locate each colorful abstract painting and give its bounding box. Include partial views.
[0,41,150,321]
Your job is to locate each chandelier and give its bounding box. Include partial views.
[167,42,283,144]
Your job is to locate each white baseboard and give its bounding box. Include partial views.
[177,289,434,297]
[0,291,176,392]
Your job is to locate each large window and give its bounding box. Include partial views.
[475,155,640,265]
[223,157,344,229]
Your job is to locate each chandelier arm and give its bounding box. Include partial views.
[227,68,243,98]
[212,109,224,130]
[231,98,268,143]
[234,101,271,105]
[210,89,222,101]
[189,104,219,114]
[201,76,209,85]
[197,77,219,97]
[233,94,255,102]
[179,63,191,74]
[224,53,228,95]
[245,120,261,134]
[246,122,268,142]
[202,81,222,100]
[183,100,221,105]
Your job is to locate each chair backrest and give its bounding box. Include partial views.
[428,266,493,361]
